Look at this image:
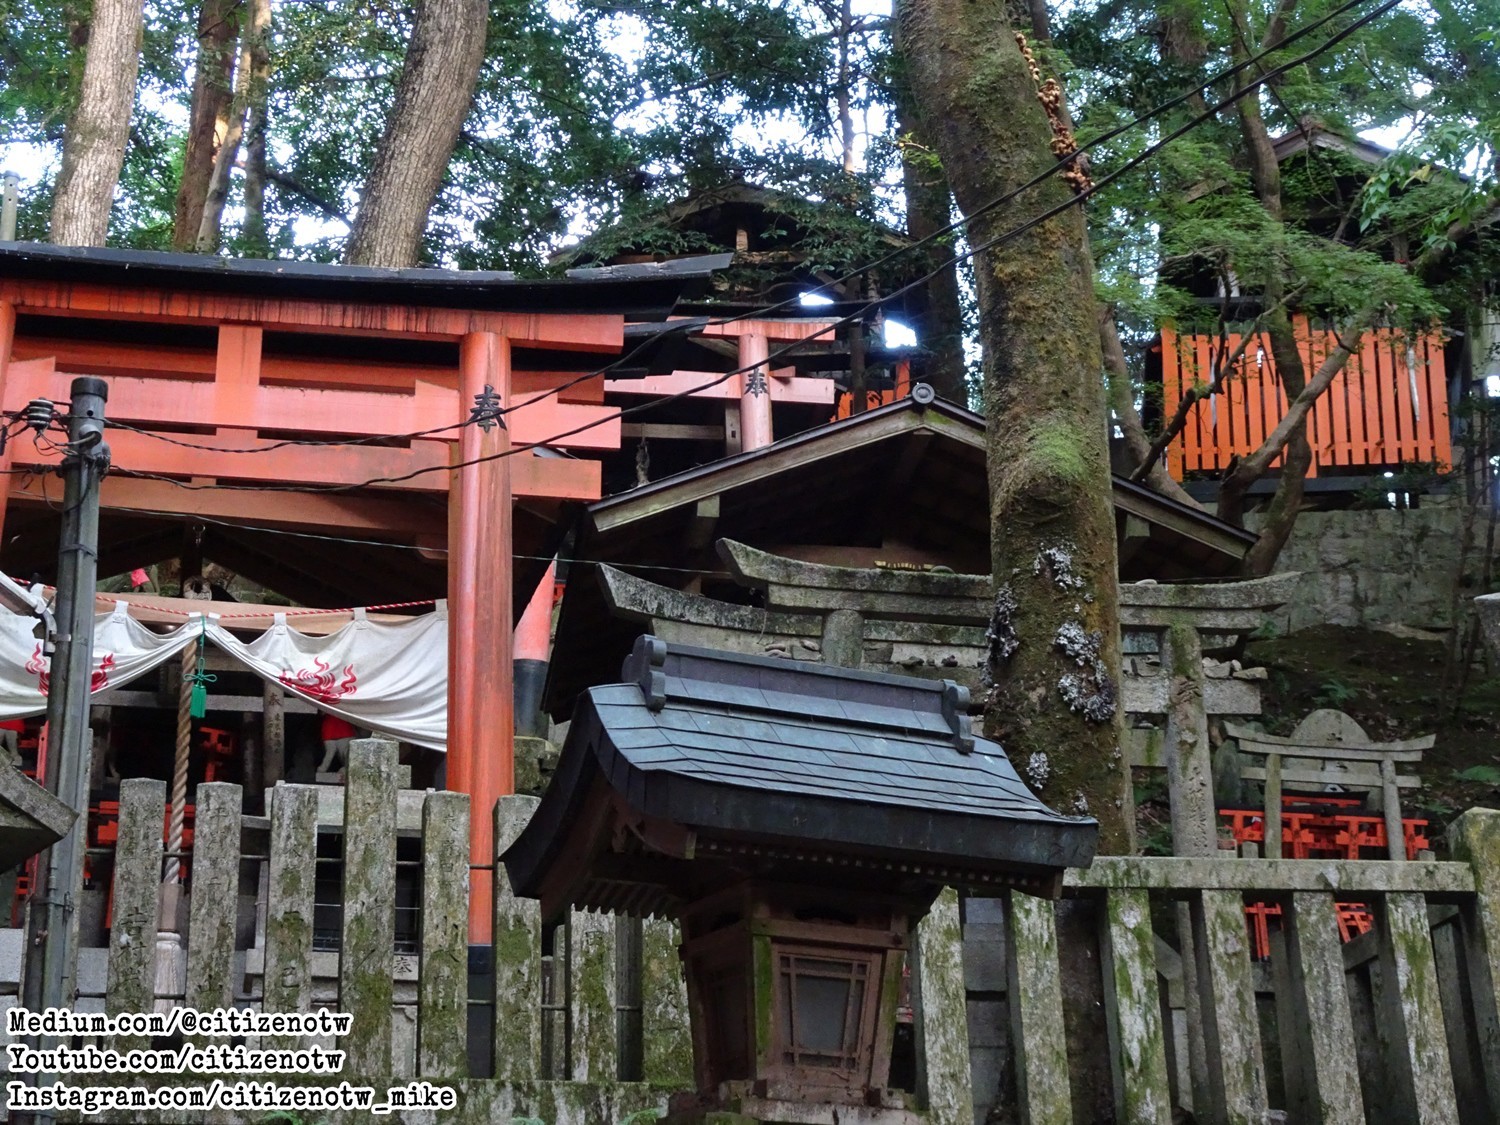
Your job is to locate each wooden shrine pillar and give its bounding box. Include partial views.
[513,560,555,740]
[0,300,14,544]
[738,330,774,452]
[449,331,514,942]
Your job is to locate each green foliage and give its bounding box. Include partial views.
[1314,677,1359,707]
[1454,765,1500,786]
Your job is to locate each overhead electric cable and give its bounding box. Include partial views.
[4,0,1399,493]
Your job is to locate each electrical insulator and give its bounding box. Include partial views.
[21,399,56,436]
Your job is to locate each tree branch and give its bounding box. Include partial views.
[260,165,348,225]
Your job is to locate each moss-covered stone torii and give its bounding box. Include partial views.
[895,0,1130,850]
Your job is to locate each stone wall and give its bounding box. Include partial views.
[1254,505,1499,634]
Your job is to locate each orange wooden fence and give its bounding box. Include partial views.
[1160,317,1451,478]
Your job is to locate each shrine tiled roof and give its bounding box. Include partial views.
[504,637,1097,917]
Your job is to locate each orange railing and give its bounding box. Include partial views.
[1160,317,1451,478]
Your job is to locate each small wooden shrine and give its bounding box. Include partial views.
[504,637,1096,1123]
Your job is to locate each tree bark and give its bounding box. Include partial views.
[239,0,271,255]
[172,0,241,251]
[897,0,1131,852]
[1102,307,1203,505]
[1216,22,1315,573]
[48,0,145,246]
[343,0,489,268]
[895,96,968,404]
[194,0,268,254]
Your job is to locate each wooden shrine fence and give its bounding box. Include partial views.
[18,737,1500,1124]
[1160,318,1451,479]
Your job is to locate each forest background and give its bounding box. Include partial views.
[1,0,1497,841]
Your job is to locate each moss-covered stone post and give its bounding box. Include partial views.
[1006,891,1071,1123]
[1372,893,1459,1123]
[570,907,618,1081]
[1099,888,1172,1124]
[419,789,469,1079]
[1283,892,1365,1124]
[915,888,974,1125]
[184,781,241,1017]
[1191,889,1268,1123]
[339,737,399,1075]
[1450,808,1500,1113]
[108,777,165,1051]
[492,794,541,1081]
[1162,622,1215,858]
[263,782,317,1050]
[641,917,693,1087]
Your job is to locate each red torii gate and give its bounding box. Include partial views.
[0,244,716,939]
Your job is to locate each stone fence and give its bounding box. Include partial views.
[1,739,973,1125]
[15,737,1500,1123]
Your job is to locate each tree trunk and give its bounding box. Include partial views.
[837,0,856,174]
[897,0,1131,852]
[1216,27,1314,573]
[239,0,271,255]
[48,0,145,246]
[895,96,967,404]
[195,0,268,254]
[343,0,489,268]
[172,0,241,251]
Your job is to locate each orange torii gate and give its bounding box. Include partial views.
[0,244,720,939]
[605,318,839,452]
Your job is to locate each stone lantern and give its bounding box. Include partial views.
[503,637,1096,1123]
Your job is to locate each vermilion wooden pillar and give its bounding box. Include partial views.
[738,331,774,451]
[449,331,514,942]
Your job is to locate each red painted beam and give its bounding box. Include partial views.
[6,431,601,499]
[1,280,625,350]
[8,476,449,535]
[3,367,621,449]
[604,369,834,405]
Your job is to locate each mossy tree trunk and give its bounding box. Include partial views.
[896,0,1131,852]
[894,93,968,405]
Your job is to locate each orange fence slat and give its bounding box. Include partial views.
[1161,320,1453,480]
[1161,326,1184,479]
[1425,334,1452,469]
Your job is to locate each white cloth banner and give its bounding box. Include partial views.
[0,601,450,751]
[0,603,196,718]
[205,607,448,752]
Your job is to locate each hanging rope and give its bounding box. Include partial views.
[164,615,214,887]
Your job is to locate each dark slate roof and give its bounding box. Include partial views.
[543,395,1256,715]
[0,242,732,317]
[505,637,1097,918]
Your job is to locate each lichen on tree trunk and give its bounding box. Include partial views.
[896,0,1131,852]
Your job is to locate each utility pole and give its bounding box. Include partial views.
[20,379,109,1117]
[1,171,18,241]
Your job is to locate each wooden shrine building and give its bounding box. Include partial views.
[544,394,1257,714]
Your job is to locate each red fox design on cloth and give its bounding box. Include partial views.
[26,645,115,696]
[279,659,357,703]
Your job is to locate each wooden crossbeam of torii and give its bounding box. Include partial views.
[608,318,840,453]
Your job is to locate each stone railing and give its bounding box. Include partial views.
[21,739,973,1125]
